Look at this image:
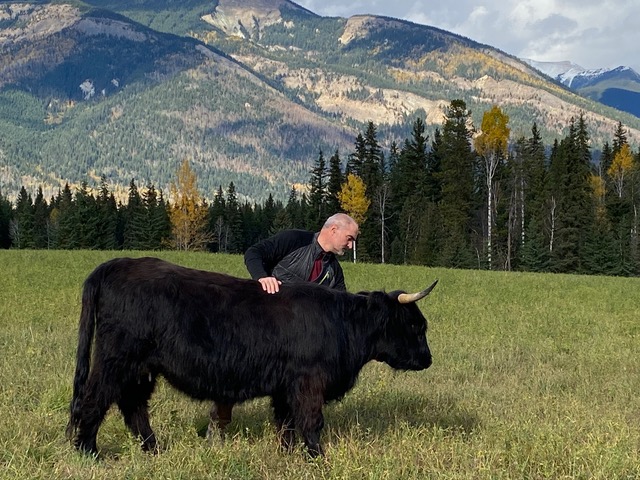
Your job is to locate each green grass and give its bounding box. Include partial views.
[1,250,639,479]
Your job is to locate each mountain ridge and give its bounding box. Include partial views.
[522,59,640,118]
[2,0,640,203]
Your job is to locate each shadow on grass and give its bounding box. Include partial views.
[193,390,478,442]
[328,390,479,437]
[88,390,477,458]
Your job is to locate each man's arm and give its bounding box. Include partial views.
[244,229,314,280]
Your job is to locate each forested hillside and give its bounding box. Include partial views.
[0,2,354,202]
[2,0,640,205]
[2,0,640,277]
[3,104,639,277]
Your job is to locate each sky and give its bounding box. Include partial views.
[295,0,640,74]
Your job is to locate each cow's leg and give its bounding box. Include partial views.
[271,392,296,451]
[291,376,326,457]
[73,366,116,455]
[117,374,158,452]
[206,402,234,440]
[295,401,324,457]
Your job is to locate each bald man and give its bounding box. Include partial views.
[244,213,359,293]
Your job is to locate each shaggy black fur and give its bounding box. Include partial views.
[66,257,435,456]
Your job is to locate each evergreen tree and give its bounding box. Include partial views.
[436,100,477,268]
[299,193,310,229]
[241,201,260,251]
[51,184,74,249]
[388,118,430,264]
[600,141,614,181]
[606,142,637,275]
[285,186,305,230]
[11,187,34,249]
[547,115,593,273]
[378,142,400,263]
[307,149,327,230]
[612,121,628,155]
[0,190,12,249]
[154,190,172,249]
[519,212,550,272]
[271,208,292,234]
[412,201,443,267]
[602,122,638,274]
[114,200,126,249]
[32,187,50,249]
[73,182,100,249]
[95,176,118,250]
[209,185,227,252]
[352,121,386,262]
[346,133,366,177]
[143,185,170,250]
[261,194,278,237]
[389,118,429,208]
[582,174,619,275]
[326,150,344,214]
[225,182,244,253]
[515,125,548,271]
[361,121,384,195]
[523,124,548,224]
[123,179,146,250]
[425,128,443,202]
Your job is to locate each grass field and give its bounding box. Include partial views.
[0,249,638,479]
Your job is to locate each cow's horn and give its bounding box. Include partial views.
[397,280,438,304]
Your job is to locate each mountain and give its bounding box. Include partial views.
[523,59,640,118]
[0,1,352,202]
[2,0,640,203]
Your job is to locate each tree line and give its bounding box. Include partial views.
[2,99,639,276]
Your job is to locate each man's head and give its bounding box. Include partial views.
[317,213,359,255]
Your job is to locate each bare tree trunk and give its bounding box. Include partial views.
[380,215,385,264]
[403,213,412,265]
[549,196,556,253]
[485,152,499,270]
[520,176,525,249]
[374,185,389,264]
[9,220,20,249]
[632,203,638,262]
[487,183,493,269]
[506,189,519,271]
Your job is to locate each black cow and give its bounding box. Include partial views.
[66,257,437,456]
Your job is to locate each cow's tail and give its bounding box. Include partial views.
[65,268,101,441]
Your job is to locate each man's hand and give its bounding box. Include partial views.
[258,277,282,294]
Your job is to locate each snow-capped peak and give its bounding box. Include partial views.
[522,59,637,88]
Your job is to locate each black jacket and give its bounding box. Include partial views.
[244,229,346,291]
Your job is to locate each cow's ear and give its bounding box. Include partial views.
[387,290,404,302]
[367,291,390,324]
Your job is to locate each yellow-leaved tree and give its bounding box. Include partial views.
[474,105,510,270]
[337,173,370,262]
[608,143,634,198]
[169,159,212,251]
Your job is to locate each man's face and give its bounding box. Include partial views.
[330,224,358,256]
